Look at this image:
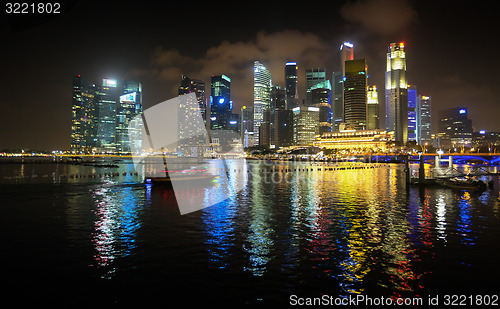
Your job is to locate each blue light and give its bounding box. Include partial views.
[459,109,466,114]
[219,98,225,104]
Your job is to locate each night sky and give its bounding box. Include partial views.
[1,0,499,150]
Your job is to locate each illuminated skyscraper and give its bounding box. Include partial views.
[305,68,326,105]
[344,59,367,130]
[253,61,272,145]
[367,85,379,130]
[417,95,431,145]
[340,41,354,75]
[385,42,408,144]
[270,86,293,147]
[116,80,142,154]
[407,85,418,142]
[96,78,118,153]
[210,75,231,130]
[332,42,354,131]
[71,75,96,153]
[311,81,332,135]
[285,62,298,109]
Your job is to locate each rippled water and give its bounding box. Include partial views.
[1,160,499,306]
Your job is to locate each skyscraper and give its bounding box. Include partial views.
[438,107,473,149]
[179,75,206,124]
[340,41,354,75]
[116,80,142,154]
[210,75,231,130]
[385,42,408,144]
[367,85,379,130]
[407,85,418,142]
[311,81,332,135]
[241,105,254,148]
[270,86,293,147]
[96,78,118,153]
[417,95,431,145]
[305,68,326,105]
[344,59,367,130]
[285,62,298,109]
[332,42,354,131]
[71,75,96,153]
[253,61,272,145]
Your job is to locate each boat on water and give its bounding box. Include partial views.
[145,174,216,185]
[436,176,487,191]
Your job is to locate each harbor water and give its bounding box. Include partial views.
[1,159,499,306]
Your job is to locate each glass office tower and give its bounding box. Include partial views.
[210,75,231,130]
[344,59,367,130]
[285,62,298,109]
[116,80,142,154]
[305,68,326,105]
[253,61,272,145]
[96,78,118,153]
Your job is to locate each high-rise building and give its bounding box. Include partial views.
[116,80,142,154]
[210,75,231,130]
[253,61,272,145]
[311,81,332,136]
[179,75,206,124]
[96,78,118,153]
[331,71,344,131]
[71,75,97,153]
[417,95,431,145]
[340,41,354,74]
[241,105,254,148]
[344,59,367,130]
[407,85,418,142]
[332,42,355,132]
[305,68,326,105]
[438,107,472,149]
[385,42,408,144]
[292,106,319,146]
[270,86,293,148]
[367,85,379,130]
[285,62,299,110]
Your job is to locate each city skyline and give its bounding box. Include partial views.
[2,0,499,150]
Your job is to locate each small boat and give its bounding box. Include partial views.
[145,174,216,185]
[436,177,487,191]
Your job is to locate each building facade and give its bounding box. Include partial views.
[314,129,394,152]
[293,106,319,146]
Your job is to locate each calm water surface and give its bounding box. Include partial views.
[1,160,499,306]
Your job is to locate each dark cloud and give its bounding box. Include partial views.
[341,0,417,36]
[136,30,335,109]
